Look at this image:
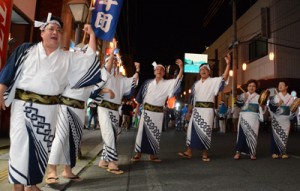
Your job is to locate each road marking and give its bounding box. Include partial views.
[291,155,300,159]
[0,169,8,181]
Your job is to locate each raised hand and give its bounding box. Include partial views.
[175,59,183,69]
[83,24,95,36]
[224,53,231,65]
[134,62,140,72]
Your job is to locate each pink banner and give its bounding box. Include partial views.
[0,0,13,70]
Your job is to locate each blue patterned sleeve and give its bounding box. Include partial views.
[71,56,103,89]
[123,75,139,99]
[0,43,32,86]
[268,96,278,113]
[236,93,245,108]
[218,75,226,92]
[135,79,151,104]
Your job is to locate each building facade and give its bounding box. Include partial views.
[203,0,300,106]
[0,0,37,137]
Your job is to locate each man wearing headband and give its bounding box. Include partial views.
[0,13,100,190]
[46,51,112,183]
[91,47,140,175]
[131,59,183,162]
[178,54,231,162]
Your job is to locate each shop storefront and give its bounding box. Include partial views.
[0,0,36,137]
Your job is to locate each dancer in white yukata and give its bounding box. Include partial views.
[233,79,264,160]
[131,60,183,162]
[268,81,295,159]
[95,51,140,174]
[178,54,230,162]
[0,14,97,191]
[46,46,113,183]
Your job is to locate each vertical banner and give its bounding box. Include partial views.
[0,0,13,70]
[91,0,123,41]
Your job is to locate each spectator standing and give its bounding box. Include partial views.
[121,100,133,130]
[87,100,98,130]
[218,100,228,133]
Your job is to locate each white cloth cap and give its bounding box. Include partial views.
[199,63,210,71]
[34,12,62,30]
[152,61,165,70]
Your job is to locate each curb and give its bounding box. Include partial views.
[41,142,103,191]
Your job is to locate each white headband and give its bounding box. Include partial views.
[152,61,165,71]
[199,63,210,71]
[34,13,62,30]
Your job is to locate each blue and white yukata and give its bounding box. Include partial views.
[268,92,294,155]
[186,76,227,150]
[0,42,96,186]
[235,92,264,157]
[134,76,182,155]
[48,50,107,168]
[94,71,138,162]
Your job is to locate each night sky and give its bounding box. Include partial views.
[116,0,257,81]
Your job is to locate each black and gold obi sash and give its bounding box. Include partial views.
[195,101,214,108]
[60,96,85,109]
[15,88,60,105]
[98,100,120,111]
[144,103,163,113]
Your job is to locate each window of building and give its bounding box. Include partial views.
[249,38,268,61]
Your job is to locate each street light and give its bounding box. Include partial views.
[269,52,275,60]
[68,0,89,45]
[242,63,247,71]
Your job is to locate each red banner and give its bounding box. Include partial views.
[0,0,13,70]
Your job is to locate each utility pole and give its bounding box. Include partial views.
[232,0,238,107]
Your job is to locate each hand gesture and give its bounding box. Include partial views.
[224,53,231,65]
[108,89,115,99]
[134,62,140,72]
[83,24,95,36]
[175,59,183,69]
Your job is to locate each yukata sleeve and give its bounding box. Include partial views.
[89,68,111,101]
[212,75,228,96]
[69,47,102,88]
[188,82,197,106]
[0,43,33,106]
[236,93,245,108]
[268,95,279,114]
[121,74,139,99]
[166,75,183,98]
[135,79,152,104]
